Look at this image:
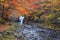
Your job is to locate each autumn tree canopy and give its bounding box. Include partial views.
[0,0,60,30]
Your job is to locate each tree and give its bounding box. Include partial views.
[0,0,12,24]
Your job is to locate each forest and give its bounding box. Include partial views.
[0,0,60,40]
[0,0,60,30]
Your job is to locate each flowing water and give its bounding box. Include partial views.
[13,24,60,40]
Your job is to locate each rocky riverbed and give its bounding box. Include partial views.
[0,23,60,40]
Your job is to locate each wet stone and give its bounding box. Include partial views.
[0,24,60,40]
[12,24,60,40]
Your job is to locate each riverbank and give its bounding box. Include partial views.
[0,22,60,40]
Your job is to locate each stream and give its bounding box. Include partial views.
[13,23,60,40]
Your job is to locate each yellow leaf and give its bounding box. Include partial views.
[0,0,5,1]
[45,14,55,19]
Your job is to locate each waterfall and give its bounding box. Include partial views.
[19,16,24,25]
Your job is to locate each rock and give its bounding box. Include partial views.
[0,23,60,40]
[0,32,3,36]
[12,23,60,40]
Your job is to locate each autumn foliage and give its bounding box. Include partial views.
[0,0,60,30]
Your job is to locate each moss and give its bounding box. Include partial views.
[0,37,3,40]
[6,36,13,40]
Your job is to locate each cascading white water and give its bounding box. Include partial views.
[19,16,24,25]
[17,25,43,40]
[13,24,60,40]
